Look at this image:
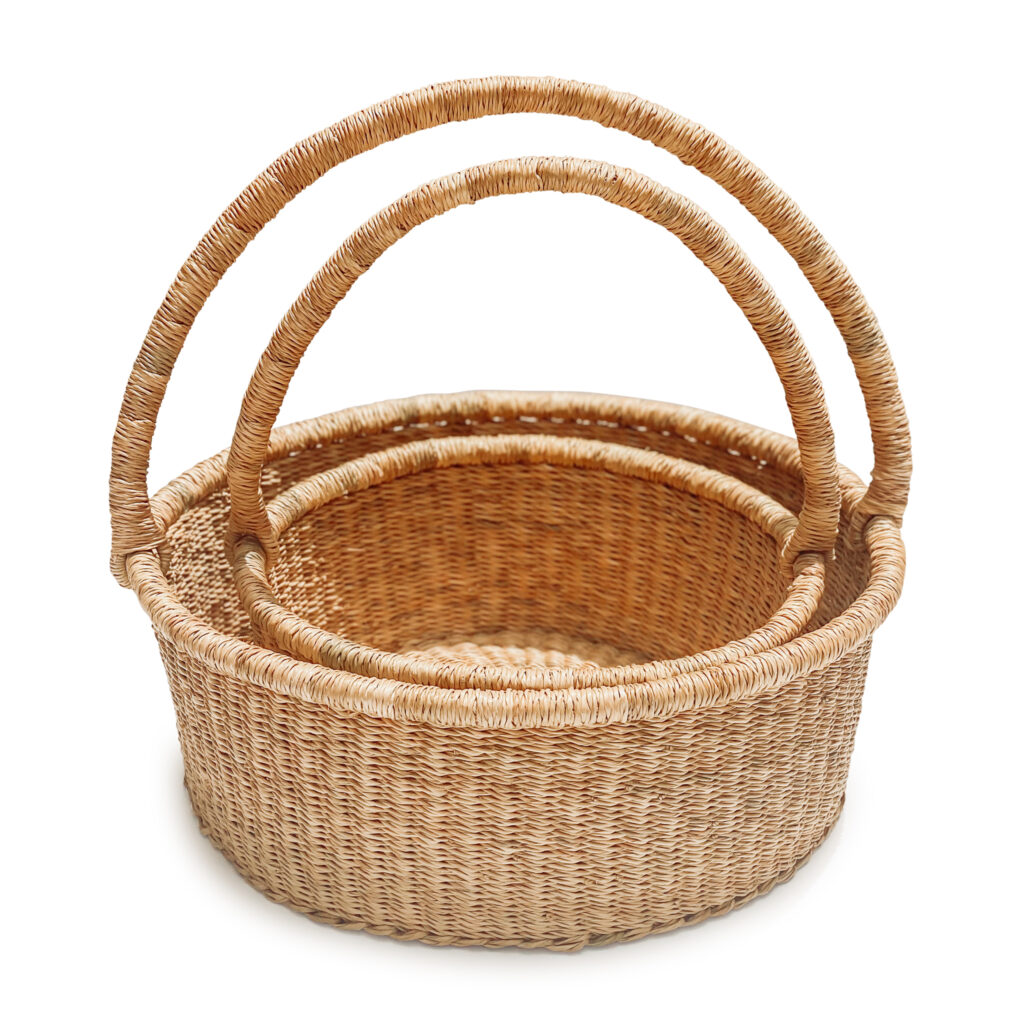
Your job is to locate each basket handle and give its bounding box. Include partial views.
[225,155,840,572]
[110,76,910,585]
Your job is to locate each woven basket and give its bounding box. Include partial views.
[234,430,828,686]
[110,78,910,950]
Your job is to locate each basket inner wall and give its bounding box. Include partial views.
[163,416,871,658]
[270,462,786,667]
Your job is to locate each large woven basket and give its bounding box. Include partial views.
[110,78,909,950]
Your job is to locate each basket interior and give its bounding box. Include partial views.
[269,460,784,669]
[162,415,872,671]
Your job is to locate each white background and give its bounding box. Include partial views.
[4,2,1021,1020]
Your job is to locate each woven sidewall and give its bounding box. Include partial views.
[259,441,818,687]
[133,393,901,950]
[157,633,868,950]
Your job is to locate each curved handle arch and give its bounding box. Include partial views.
[226,155,840,570]
[110,76,910,585]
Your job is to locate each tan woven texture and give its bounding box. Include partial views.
[225,155,841,674]
[110,78,910,950]
[235,432,828,687]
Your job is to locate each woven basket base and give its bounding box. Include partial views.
[186,786,842,952]
[400,630,649,673]
[264,447,810,684]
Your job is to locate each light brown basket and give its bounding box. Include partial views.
[110,78,910,950]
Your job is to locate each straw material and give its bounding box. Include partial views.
[131,393,904,949]
[110,76,910,585]
[109,79,910,949]
[225,156,841,571]
[223,154,845,677]
[234,432,827,687]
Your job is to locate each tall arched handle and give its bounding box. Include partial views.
[110,76,910,585]
[225,155,840,572]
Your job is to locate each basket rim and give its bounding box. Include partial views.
[236,431,827,689]
[129,390,905,729]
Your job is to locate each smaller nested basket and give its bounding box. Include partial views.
[233,431,827,687]
[110,78,910,951]
[226,156,842,685]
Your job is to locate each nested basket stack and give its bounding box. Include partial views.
[110,77,909,951]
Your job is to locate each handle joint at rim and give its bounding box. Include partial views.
[855,504,905,531]
[780,544,835,584]
[227,531,280,574]
[856,511,904,544]
[110,541,168,588]
[851,481,907,539]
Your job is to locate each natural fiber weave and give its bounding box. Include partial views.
[109,78,910,950]
[225,156,842,572]
[225,155,844,674]
[110,76,910,584]
[132,393,903,949]
[235,432,827,687]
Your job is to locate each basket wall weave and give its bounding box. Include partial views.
[239,431,827,687]
[129,392,903,950]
